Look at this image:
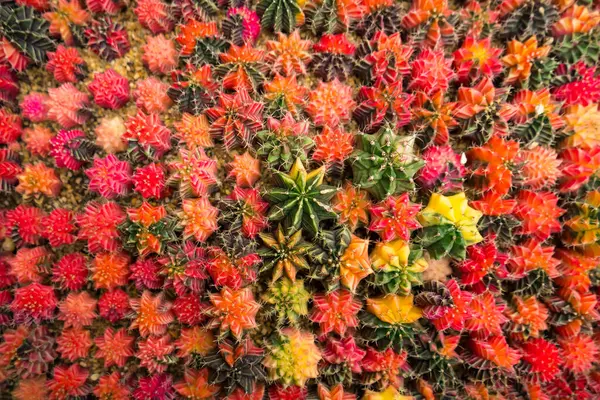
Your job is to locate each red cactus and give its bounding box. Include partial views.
[10,283,57,322]
[453,36,503,83]
[361,347,407,389]
[409,49,454,95]
[5,205,45,245]
[20,93,48,123]
[468,335,520,370]
[56,328,92,362]
[457,237,508,286]
[559,147,600,192]
[50,129,86,170]
[207,246,261,289]
[226,7,261,44]
[369,193,421,242]
[86,0,122,14]
[206,90,264,151]
[169,148,218,197]
[93,373,129,400]
[513,190,565,241]
[173,293,207,325]
[52,253,88,291]
[133,374,174,400]
[8,246,51,284]
[58,291,97,329]
[552,62,600,107]
[42,209,78,247]
[322,336,366,373]
[88,69,130,110]
[137,335,174,373]
[360,32,413,84]
[423,279,473,331]
[98,289,130,323]
[0,65,19,102]
[124,111,171,156]
[46,84,90,128]
[0,149,21,191]
[519,338,562,383]
[95,328,134,368]
[77,201,126,253]
[135,0,174,34]
[417,145,466,192]
[412,90,459,145]
[402,0,455,47]
[354,79,413,132]
[132,163,166,199]
[133,77,172,114]
[0,109,22,145]
[85,154,132,199]
[85,17,130,61]
[46,45,87,83]
[130,258,163,290]
[48,364,90,398]
[227,186,269,238]
[142,34,177,74]
[311,289,362,336]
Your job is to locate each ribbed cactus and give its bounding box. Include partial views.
[0,6,55,64]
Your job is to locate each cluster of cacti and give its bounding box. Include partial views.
[1,0,600,398]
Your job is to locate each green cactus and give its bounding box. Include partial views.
[264,158,338,235]
[553,30,600,65]
[258,225,314,282]
[501,0,559,40]
[257,0,301,33]
[350,128,424,201]
[262,277,311,325]
[512,114,555,147]
[256,130,314,171]
[306,225,352,290]
[304,0,344,36]
[0,6,55,65]
[528,58,558,90]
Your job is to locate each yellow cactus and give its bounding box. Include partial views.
[340,235,372,292]
[264,328,321,386]
[363,385,414,400]
[366,294,422,325]
[418,192,483,246]
[371,239,428,273]
[563,104,600,149]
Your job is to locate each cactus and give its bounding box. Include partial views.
[350,128,424,201]
[0,6,55,64]
[258,224,314,282]
[370,240,428,295]
[264,328,321,386]
[84,17,130,61]
[257,0,302,33]
[501,0,559,40]
[311,34,355,82]
[264,158,337,234]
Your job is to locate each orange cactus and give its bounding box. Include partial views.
[228,151,261,188]
[512,88,564,130]
[306,79,356,127]
[516,146,562,189]
[266,31,312,76]
[130,290,174,337]
[176,20,219,56]
[502,37,551,84]
[513,190,564,241]
[469,335,520,370]
[263,74,307,117]
[402,0,454,47]
[174,113,213,149]
[312,125,355,166]
[332,183,370,230]
[208,287,260,338]
[468,135,520,195]
[179,197,219,242]
[317,383,356,400]
[505,295,548,340]
[453,36,503,82]
[509,239,561,279]
[176,326,216,358]
[558,334,598,373]
[553,4,600,35]
[555,249,598,292]
[218,44,266,91]
[340,235,372,292]
[559,146,600,192]
[43,0,90,45]
[465,292,508,338]
[174,369,220,399]
[16,163,61,197]
[91,252,130,290]
[563,103,600,149]
[412,90,459,145]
